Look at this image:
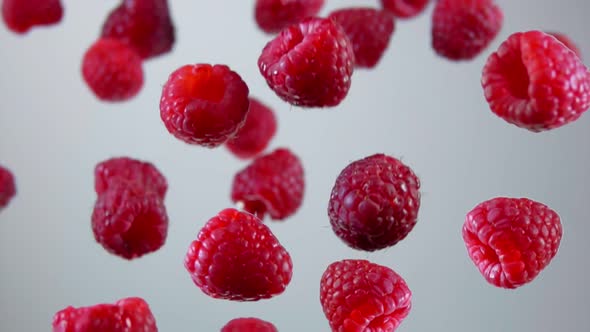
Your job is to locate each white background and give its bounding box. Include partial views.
[1,0,589,331]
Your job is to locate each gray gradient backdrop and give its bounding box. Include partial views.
[1,0,589,331]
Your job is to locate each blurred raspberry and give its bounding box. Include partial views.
[381,0,429,19]
[94,157,167,199]
[0,165,16,210]
[221,317,278,332]
[254,0,324,34]
[2,0,63,34]
[226,98,277,159]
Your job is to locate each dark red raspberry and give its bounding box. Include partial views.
[328,154,420,251]
[381,0,429,19]
[82,38,144,102]
[2,0,63,34]
[258,17,354,107]
[101,0,175,59]
[184,208,293,301]
[463,197,563,289]
[221,317,278,332]
[254,0,324,34]
[225,97,277,159]
[160,64,250,147]
[328,8,395,68]
[52,297,158,332]
[320,259,412,332]
[94,157,167,199]
[0,165,16,210]
[231,148,304,221]
[482,31,590,132]
[547,31,582,60]
[432,0,503,60]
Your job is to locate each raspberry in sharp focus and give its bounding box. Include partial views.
[81,38,144,102]
[160,64,250,147]
[94,157,167,199]
[0,165,16,210]
[463,197,563,289]
[225,97,277,159]
[320,259,412,332]
[101,0,175,60]
[381,0,430,19]
[432,0,503,61]
[328,7,395,69]
[1,0,63,34]
[546,31,582,60]
[258,17,354,108]
[184,208,293,301]
[328,154,421,252]
[221,317,278,332]
[231,148,304,221]
[52,297,158,332]
[254,0,325,34]
[481,30,590,132]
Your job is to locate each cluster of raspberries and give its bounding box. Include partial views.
[1,0,585,331]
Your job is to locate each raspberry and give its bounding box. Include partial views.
[184,208,293,301]
[94,157,167,199]
[221,317,278,332]
[432,0,503,60]
[254,0,324,34]
[225,97,277,159]
[2,0,63,34]
[160,64,250,147]
[463,197,563,289]
[0,165,16,210]
[52,297,158,332]
[328,8,395,68]
[381,0,429,19]
[258,17,354,107]
[231,148,304,221]
[328,154,421,251]
[82,38,144,102]
[101,0,175,59]
[320,259,412,332]
[482,31,590,132]
[546,31,582,60]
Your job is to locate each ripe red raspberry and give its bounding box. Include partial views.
[0,165,16,210]
[2,0,63,34]
[258,17,354,107]
[221,317,278,332]
[328,8,395,68]
[101,0,175,59]
[328,154,420,251]
[482,31,590,132]
[226,98,277,159]
[432,0,503,60]
[381,0,429,19]
[463,197,563,289]
[52,297,158,332]
[254,0,324,34]
[184,208,293,301]
[94,157,167,199]
[231,148,304,221]
[160,64,250,147]
[82,38,144,102]
[547,31,582,60]
[320,259,412,332]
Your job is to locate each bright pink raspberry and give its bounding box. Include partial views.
[482,31,590,132]
[184,208,293,301]
[320,259,412,332]
[254,0,324,34]
[101,0,175,59]
[381,0,429,19]
[231,148,304,221]
[258,17,354,107]
[225,97,277,159]
[160,64,250,147]
[0,165,16,210]
[432,0,503,60]
[547,31,582,60]
[2,0,63,34]
[221,317,278,332]
[328,8,395,68]
[52,297,158,332]
[463,197,563,289]
[328,154,421,251]
[82,38,144,102]
[94,157,167,199]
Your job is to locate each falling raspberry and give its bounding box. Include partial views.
[254,0,325,34]
[1,0,63,34]
[0,165,16,210]
[381,0,430,19]
[221,317,278,332]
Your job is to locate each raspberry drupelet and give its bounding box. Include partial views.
[2,0,63,34]
[254,0,325,34]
